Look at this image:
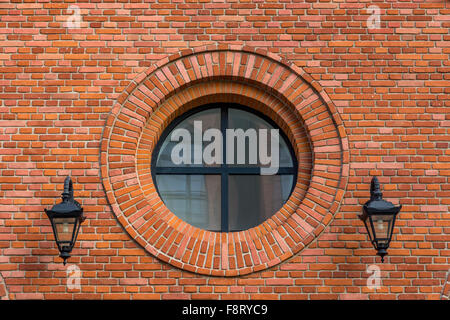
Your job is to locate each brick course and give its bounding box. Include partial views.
[0,0,449,300]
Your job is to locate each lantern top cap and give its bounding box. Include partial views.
[45,176,82,215]
[363,176,402,214]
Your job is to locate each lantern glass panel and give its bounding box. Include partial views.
[363,214,374,243]
[370,214,393,245]
[53,217,77,243]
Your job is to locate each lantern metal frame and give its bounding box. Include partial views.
[45,176,85,265]
[359,176,402,263]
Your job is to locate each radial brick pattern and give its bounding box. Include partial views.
[101,46,349,276]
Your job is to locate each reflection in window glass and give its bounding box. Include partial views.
[156,175,221,231]
[228,175,293,231]
[228,108,293,167]
[156,109,221,167]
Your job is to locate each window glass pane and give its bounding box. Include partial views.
[153,105,297,232]
[156,108,221,167]
[155,174,221,231]
[227,108,293,168]
[228,175,294,231]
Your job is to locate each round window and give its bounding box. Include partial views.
[151,104,297,232]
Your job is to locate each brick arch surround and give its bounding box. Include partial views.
[100,45,349,276]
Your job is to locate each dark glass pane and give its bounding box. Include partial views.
[228,175,293,231]
[153,105,298,232]
[156,109,221,167]
[156,175,221,231]
[227,108,293,168]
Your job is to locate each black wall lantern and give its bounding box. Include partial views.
[359,177,402,263]
[45,176,85,265]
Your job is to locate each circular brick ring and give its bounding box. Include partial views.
[100,45,349,276]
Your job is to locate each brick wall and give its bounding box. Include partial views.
[0,0,449,300]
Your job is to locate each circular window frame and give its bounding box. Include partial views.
[100,45,349,276]
[151,102,299,233]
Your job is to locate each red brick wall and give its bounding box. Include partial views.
[0,0,449,300]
